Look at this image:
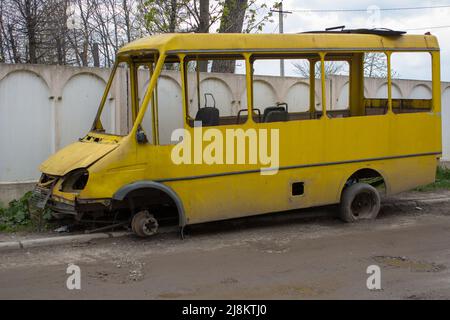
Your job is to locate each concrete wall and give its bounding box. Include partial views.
[0,63,449,203]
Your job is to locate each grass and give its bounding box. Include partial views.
[415,166,450,192]
[0,192,53,232]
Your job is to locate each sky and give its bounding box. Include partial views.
[253,0,450,81]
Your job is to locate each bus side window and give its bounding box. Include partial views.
[137,64,154,142]
[251,57,315,122]
[390,52,432,114]
[363,52,390,116]
[138,57,183,145]
[314,59,350,118]
[185,56,247,127]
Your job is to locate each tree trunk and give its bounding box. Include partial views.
[81,40,88,66]
[198,0,209,33]
[123,0,132,42]
[211,0,247,73]
[197,0,210,72]
[8,24,21,63]
[55,1,68,65]
[168,0,177,33]
[25,0,37,64]
[0,3,4,63]
[0,26,4,63]
[92,42,100,67]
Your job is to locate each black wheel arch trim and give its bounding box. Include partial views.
[113,181,187,227]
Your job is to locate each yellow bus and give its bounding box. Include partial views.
[33,30,441,237]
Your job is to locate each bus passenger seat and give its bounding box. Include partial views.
[265,110,288,122]
[195,107,220,126]
[263,106,285,121]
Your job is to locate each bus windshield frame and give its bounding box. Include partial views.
[91,50,160,137]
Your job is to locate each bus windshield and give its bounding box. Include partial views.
[92,52,158,136]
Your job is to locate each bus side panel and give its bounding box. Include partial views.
[167,112,440,225]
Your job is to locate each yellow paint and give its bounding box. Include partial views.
[117,33,439,54]
[40,140,118,176]
[37,33,441,226]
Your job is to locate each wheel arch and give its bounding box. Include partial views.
[337,167,390,201]
[112,181,187,227]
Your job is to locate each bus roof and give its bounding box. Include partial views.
[118,33,439,55]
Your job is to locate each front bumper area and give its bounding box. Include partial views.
[47,197,78,216]
[30,185,78,218]
[29,185,53,210]
[31,174,113,220]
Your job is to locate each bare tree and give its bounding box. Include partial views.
[7,23,22,63]
[292,54,399,79]
[364,52,399,78]
[36,0,70,65]
[0,0,62,64]
[0,2,6,63]
[53,1,69,65]
[0,0,275,67]
[292,60,347,79]
[122,0,132,42]
[10,0,55,63]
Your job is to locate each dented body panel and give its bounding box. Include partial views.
[40,140,118,176]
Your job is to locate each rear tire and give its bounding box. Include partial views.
[339,183,381,222]
[131,210,159,237]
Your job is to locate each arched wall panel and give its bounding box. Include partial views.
[59,73,107,148]
[0,71,52,182]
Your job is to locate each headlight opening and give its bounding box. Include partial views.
[61,169,89,192]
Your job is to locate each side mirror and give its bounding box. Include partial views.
[136,129,148,144]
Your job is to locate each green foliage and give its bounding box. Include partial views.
[0,192,53,232]
[243,1,274,33]
[141,0,277,34]
[142,0,192,33]
[415,167,450,192]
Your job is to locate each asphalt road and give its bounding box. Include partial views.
[0,196,449,299]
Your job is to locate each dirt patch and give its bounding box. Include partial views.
[220,277,238,285]
[157,288,198,299]
[274,284,325,297]
[113,257,146,282]
[249,240,290,254]
[373,255,446,272]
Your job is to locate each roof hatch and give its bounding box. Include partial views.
[302,26,406,36]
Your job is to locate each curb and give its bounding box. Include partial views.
[416,198,450,205]
[384,196,450,208]
[0,231,131,253]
